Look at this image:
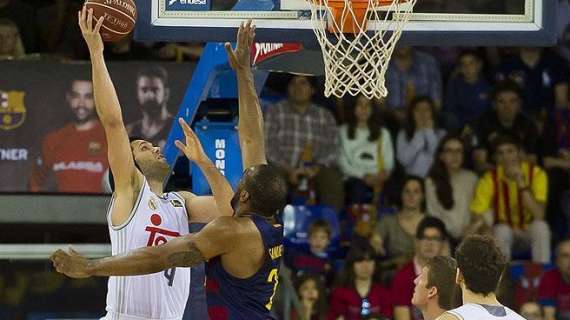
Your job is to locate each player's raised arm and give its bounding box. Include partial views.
[51,217,240,277]
[175,118,234,218]
[225,21,267,169]
[79,8,142,196]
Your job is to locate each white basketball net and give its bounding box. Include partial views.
[307,0,416,99]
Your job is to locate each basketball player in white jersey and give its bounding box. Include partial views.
[64,8,234,320]
[436,235,525,320]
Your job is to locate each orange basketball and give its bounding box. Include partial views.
[84,0,137,42]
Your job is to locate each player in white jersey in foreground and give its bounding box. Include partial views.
[437,235,525,320]
[69,7,234,320]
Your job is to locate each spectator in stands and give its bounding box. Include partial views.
[494,47,568,115]
[397,97,446,177]
[0,18,24,59]
[465,81,539,173]
[411,256,461,320]
[392,216,449,320]
[520,302,544,320]
[370,176,426,266]
[426,134,478,241]
[338,94,394,205]
[385,48,443,124]
[291,273,327,320]
[285,219,335,284]
[557,0,570,62]
[328,244,393,320]
[444,50,492,128]
[469,134,550,263]
[538,238,570,320]
[0,0,36,53]
[35,0,87,59]
[541,105,570,239]
[29,77,108,193]
[265,75,344,211]
[127,66,173,149]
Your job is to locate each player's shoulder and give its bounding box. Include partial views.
[435,311,461,320]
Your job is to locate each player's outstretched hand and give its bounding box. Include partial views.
[175,117,209,164]
[224,20,255,71]
[50,247,92,279]
[78,6,104,54]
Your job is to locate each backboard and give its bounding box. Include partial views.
[134,0,557,46]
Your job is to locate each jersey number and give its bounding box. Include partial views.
[164,267,176,286]
[265,268,279,310]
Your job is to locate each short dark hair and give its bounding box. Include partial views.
[426,256,461,310]
[556,237,570,257]
[308,219,332,238]
[242,164,288,217]
[68,76,93,92]
[416,216,448,241]
[492,81,522,102]
[108,136,146,192]
[137,66,169,87]
[458,49,482,61]
[492,133,522,154]
[456,235,507,296]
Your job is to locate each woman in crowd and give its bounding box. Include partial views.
[291,273,328,320]
[328,245,392,320]
[370,176,426,267]
[396,97,446,177]
[338,94,395,205]
[426,134,478,242]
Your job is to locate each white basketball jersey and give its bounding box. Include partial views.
[103,179,191,320]
[447,303,526,320]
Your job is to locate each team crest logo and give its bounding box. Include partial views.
[0,90,26,131]
[170,199,183,208]
[148,198,158,211]
[88,141,102,155]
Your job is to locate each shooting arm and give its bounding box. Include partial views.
[90,51,140,193]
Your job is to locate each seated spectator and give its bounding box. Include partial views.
[397,97,446,177]
[426,134,478,241]
[392,217,449,320]
[520,301,544,320]
[328,244,393,320]
[469,134,550,263]
[465,81,539,173]
[338,94,394,205]
[494,47,568,115]
[265,75,344,211]
[385,48,443,122]
[541,108,570,239]
[411,256,461,320]
[0,0,36,53]
[291,273,327,320]
[370,176,426,265]
[538,238,570,320]
[285,219,335,284]
[0,18,24,59]
[444,50,492,128]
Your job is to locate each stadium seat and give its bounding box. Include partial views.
[282,204,341,251]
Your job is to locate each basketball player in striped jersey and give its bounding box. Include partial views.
[52,21,287,319]
[436,235,525,320]
[56,8,234,320]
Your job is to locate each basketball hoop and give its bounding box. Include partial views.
[307,0,416,99]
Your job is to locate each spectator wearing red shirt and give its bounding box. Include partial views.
[538,238,570,320]
[393,217,449,320]
[285,219,335,285]
[29,77,108,193]
[328,244,393,320]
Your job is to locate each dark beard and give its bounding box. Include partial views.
[74,113,96,125]
[140,100,163,117]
